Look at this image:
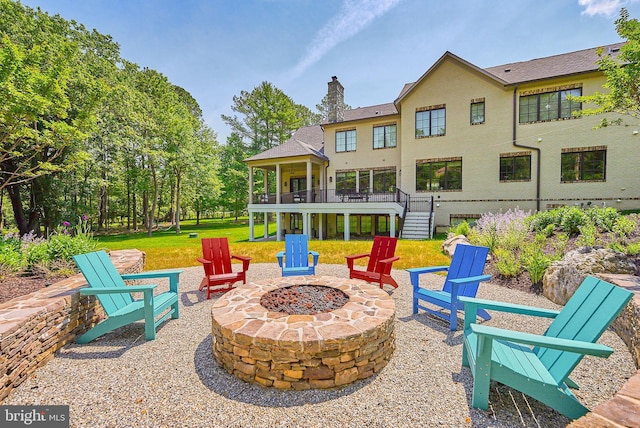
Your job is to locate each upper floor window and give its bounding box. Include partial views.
[500,152,531,181]
[336,129,356,152]
[373,124,397,149]
[416,105,446,137]
[373,168,396,193]
[470,99,485,125]
[561,147,606,182]
[416,157,462,191]
[336,170,357,192]
[519,87,582,123]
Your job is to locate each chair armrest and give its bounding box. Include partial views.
[346,253,370,270]
[80,285,156,295]
[407,266,449,288]
[470,324,614,357]
[460,296,560,331]
[449,274,491,285]
[309,251,320,266]
[121,270,181,293]
[276,251,285,268]
[231,254,251,271]
[197,257,211,265]
[379,256,400,266]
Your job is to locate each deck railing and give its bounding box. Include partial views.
[252,188,405,204]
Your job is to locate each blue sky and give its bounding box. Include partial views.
[20,0,640,143]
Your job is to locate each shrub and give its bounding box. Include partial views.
[472,208,530,253]
[520,238,550,290]
[613,215,637,238]
[552,232,569,259]
[0,246,25,279]
[576,222,599,247]
[585,206,619,231]
[560,207,589,235]
[493,247,521,277]
[450,221,470,237]
[528,209,561,233]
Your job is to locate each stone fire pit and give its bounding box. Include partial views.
[210,275,396,389]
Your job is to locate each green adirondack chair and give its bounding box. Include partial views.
[73,250,182,343]
[460,275,632,419]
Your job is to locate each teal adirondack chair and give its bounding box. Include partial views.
[407,244,491,330]
[276,234,319,277]
[460,275,633,420]
[73,250,182,343]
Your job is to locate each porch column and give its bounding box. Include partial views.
[276,164,281,204]
[264,169,268,198]
[302,212,309,236]
[249,212,255,241]
[390,213,396,237]
[276,212,282,241]
[264,213,268,239]
[249,167,254,204]
[344,213,350,241]
[306,160,312,201]
[318,213,323,240]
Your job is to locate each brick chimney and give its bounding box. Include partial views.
[327,76,344,123]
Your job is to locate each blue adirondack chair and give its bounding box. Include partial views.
[73,250,182,343]
[407,244,491,330]
[276,234,319,276]
[460,275,633,420]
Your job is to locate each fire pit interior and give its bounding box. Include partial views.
[260,284,349,315]
[211,275,395,390]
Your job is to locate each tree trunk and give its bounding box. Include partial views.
[175,170,181,234]
[7,184,28,235]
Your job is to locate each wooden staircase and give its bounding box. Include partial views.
[400,211,433,239]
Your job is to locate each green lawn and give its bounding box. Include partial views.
[96,218,449,271]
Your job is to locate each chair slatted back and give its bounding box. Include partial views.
[201,238,233,276]
[284,234,310,268]
[367,236,398,274]
[536,275,632,383]
[442,245,489,298]
[73,250,132,316]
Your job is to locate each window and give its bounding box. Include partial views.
[336,129,356,152]
[336,171,356,192]
[519,87,582,123]
[373,124,397,149]
[416,158,462,191]
[358,170,370,193]
[416,106,446,137]
[561,148,606,182]
[471,101,485,125]
[373,168,396,193]
[500,153,531,181]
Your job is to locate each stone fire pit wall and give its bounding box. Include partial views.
[211,275,396,390]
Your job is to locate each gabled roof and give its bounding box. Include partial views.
[320,102,398,126]
[244,125,327,162]
[484,42,625,84]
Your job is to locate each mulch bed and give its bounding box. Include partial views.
[0,275,68,304]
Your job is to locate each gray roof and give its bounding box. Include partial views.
[484,42,625,84]
[244,125,327,162]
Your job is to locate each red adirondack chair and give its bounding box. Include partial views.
[345,236,400,289]
[197,238,251,299]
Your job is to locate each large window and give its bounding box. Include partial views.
[373,168,396,193]
[358,170,370,193]
[336,171,356,192]
[416,106,446,137]
[416,158,462,191]
[519,87,582,123]
[500,153,531,181]
[470,100,485,125]
[373,124,397,149]
[561,147,606,182]
[336,129,356,152]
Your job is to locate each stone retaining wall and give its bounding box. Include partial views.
[0,250,145,401]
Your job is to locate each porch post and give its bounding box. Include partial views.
[264,213,268,239]
[344,213,350,241]
[318,213,323,241]
[302,212,309,236]
[248,167,254,203]
[276,212,282,241]
[390,213,396,238]
[306,160,312,201]
[249,212,255,241]
[276,164,281,204]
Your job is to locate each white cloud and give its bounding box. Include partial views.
[287,0,403,80]
[578,0,626,16]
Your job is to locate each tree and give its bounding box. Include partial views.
[577,8,640,126]
[219,133,249,220]
[315,94,351,123]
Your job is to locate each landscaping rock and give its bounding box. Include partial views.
[543,247,636,305]
[441,234,471,257]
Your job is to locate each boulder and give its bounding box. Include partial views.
[441,234,472,257]
[543,247,636,305]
